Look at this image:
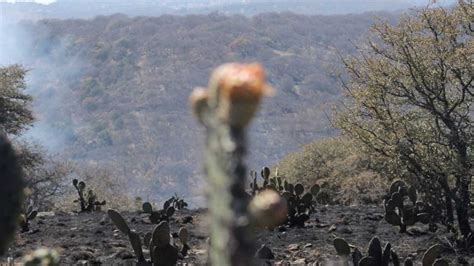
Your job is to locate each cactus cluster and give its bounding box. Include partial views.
[383,180,433,233]
[334,237,449,266]
[142,201,176,224]
[250,166,321,227]
[18,205,38,233]
[108,209,189,266]
[72,179,106,212]
[334,236,400,266]
[0,135,25,255]
[166,194,188,210]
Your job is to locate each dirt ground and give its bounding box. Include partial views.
[2,205,473,265]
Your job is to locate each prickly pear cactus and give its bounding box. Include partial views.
[190,63,273,266]
[333,236,399,266]
[383,180,433,233]
[0,135,24,255]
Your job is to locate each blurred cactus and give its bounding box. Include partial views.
[383,180,433,233]
[22,248,60,266]
[249,189,288,229]
[108,209,186,265]
[190,63,273,265]
[250,166,317,227]
[19,205,38,233]
[72,179,106,212]
[0,135,25,255]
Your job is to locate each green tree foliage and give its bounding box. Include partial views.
[336,2,473,236]
[0,65,34,136]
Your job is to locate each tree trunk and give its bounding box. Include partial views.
[455,176,472,237]
[438,177,454,224]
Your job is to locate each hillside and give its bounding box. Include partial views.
[5,12,398,203]
[0,0,433,21]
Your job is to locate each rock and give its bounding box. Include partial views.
[328,225,337,232]
[182,216,193,224]
[71,250,95,261]
[256,244,274,260]
[365,214,383,221]
[99,217,107,225]
[288,244,299,251]
[340,227,353,234]
[304,243,313,249]
[37,211,55,217]
[278,226,287,232]
[112,248,134,260]
[292,258,306,265]
[407,227,427,236]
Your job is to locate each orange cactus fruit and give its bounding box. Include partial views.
[208,63,274,128]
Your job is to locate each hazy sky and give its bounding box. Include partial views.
[1,0,458,5]
[3,0,56,3]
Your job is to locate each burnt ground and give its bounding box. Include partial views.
[2,205,474,265]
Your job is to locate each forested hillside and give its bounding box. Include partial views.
[11,12,397,202]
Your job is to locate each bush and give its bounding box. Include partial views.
[275,137,388,205]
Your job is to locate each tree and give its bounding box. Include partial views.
[0,65,69,210]
[0,65,34,136]
[336,1,473,237]
[16,141,71,210]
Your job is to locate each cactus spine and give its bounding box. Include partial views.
[190,63,273,265]
[0,135,24,255]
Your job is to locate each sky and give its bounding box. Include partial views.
[0,0,459,5]
[3,0,56,4]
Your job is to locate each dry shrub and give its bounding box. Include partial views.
[338,171,388,205]
[275,137,390,205]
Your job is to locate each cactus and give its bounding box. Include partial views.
[108,209,185,265]
[248,166,317,228]
[333,236,400,266]
[167,194,188,210]
[333,237,449,266]
[282,182,313,227]
[383,180,433,233]
[142,200,176,224]
[421,244,450,266]
[178,227,190,257]
[22,248,60,266]
[72,179,106,212]
[190,63,274,265]
[0,135,25,255]
[19,205,38,233]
